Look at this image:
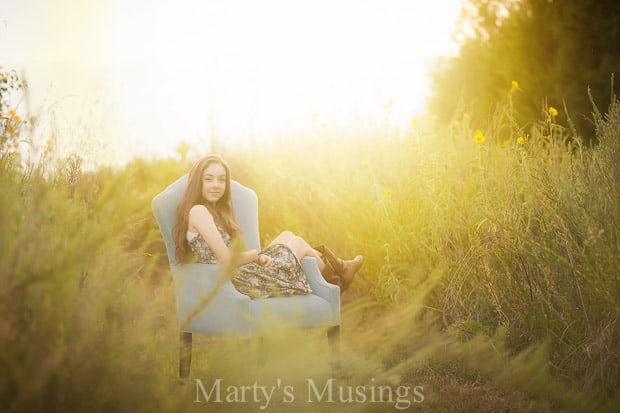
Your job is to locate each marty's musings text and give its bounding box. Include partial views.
[195,378,425,410]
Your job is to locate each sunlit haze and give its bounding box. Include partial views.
[2,0,461,166]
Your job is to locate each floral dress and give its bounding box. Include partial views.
[187,225,312,299]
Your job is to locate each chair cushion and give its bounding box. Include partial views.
[248,293,335,333]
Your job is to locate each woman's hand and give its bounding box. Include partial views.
[256,254,273,267]
[243,249,259,264]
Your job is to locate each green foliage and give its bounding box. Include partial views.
[429,0,620,141]
[2,69,620,411]
[437,98,620,396]
[0,162,182,412]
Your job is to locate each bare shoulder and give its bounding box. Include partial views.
[189,204,211,215]
[189,204,212,219]
[188,205,218,235]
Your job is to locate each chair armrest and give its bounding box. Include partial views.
[301,257,341,324]
[171,263,252,335]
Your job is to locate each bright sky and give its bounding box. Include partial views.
[1,0,462,166]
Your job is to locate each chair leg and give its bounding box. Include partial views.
[327,325,341,377]
[179,332,193,379]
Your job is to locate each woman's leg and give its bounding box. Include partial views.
[269,231,363,292]
[267,230,296,247]
[269,231,325,272]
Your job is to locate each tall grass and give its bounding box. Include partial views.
[0,157,182,412]
[222,96,620,402]
[2,76,619,411]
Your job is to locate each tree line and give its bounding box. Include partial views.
[428,0,620,142]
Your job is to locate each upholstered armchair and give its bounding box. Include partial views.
[152,175,341,378]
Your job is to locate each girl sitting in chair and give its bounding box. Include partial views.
[172,154,363,299]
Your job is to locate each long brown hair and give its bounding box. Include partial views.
[173,155,242,263]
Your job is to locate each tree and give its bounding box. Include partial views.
[428,0,620,142]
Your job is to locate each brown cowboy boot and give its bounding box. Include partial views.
[314,245,363,293]
[318,256,342,287]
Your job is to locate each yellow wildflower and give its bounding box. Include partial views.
[511,80,519,90]
[384,189,393,198]
[517,136,525,145]
[1,75,7,83]
[474,129,486,143]
[548,106,558,117]
[463,113,470,120]
[502,140,509,147]
[13,114,20,123]
[8,109,14,116]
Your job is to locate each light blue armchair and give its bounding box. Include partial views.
[152,175,341,377]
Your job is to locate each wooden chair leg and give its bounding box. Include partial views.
[179,332,193,379]
[327,325,341,377]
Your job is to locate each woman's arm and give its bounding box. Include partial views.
[188,205,258,266]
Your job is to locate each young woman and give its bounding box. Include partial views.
[172,154,363,299]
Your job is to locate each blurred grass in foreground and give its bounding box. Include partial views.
[1,84,620,411]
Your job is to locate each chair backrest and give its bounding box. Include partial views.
[152,174,260,267]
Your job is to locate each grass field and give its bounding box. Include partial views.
[2,77,620,411]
